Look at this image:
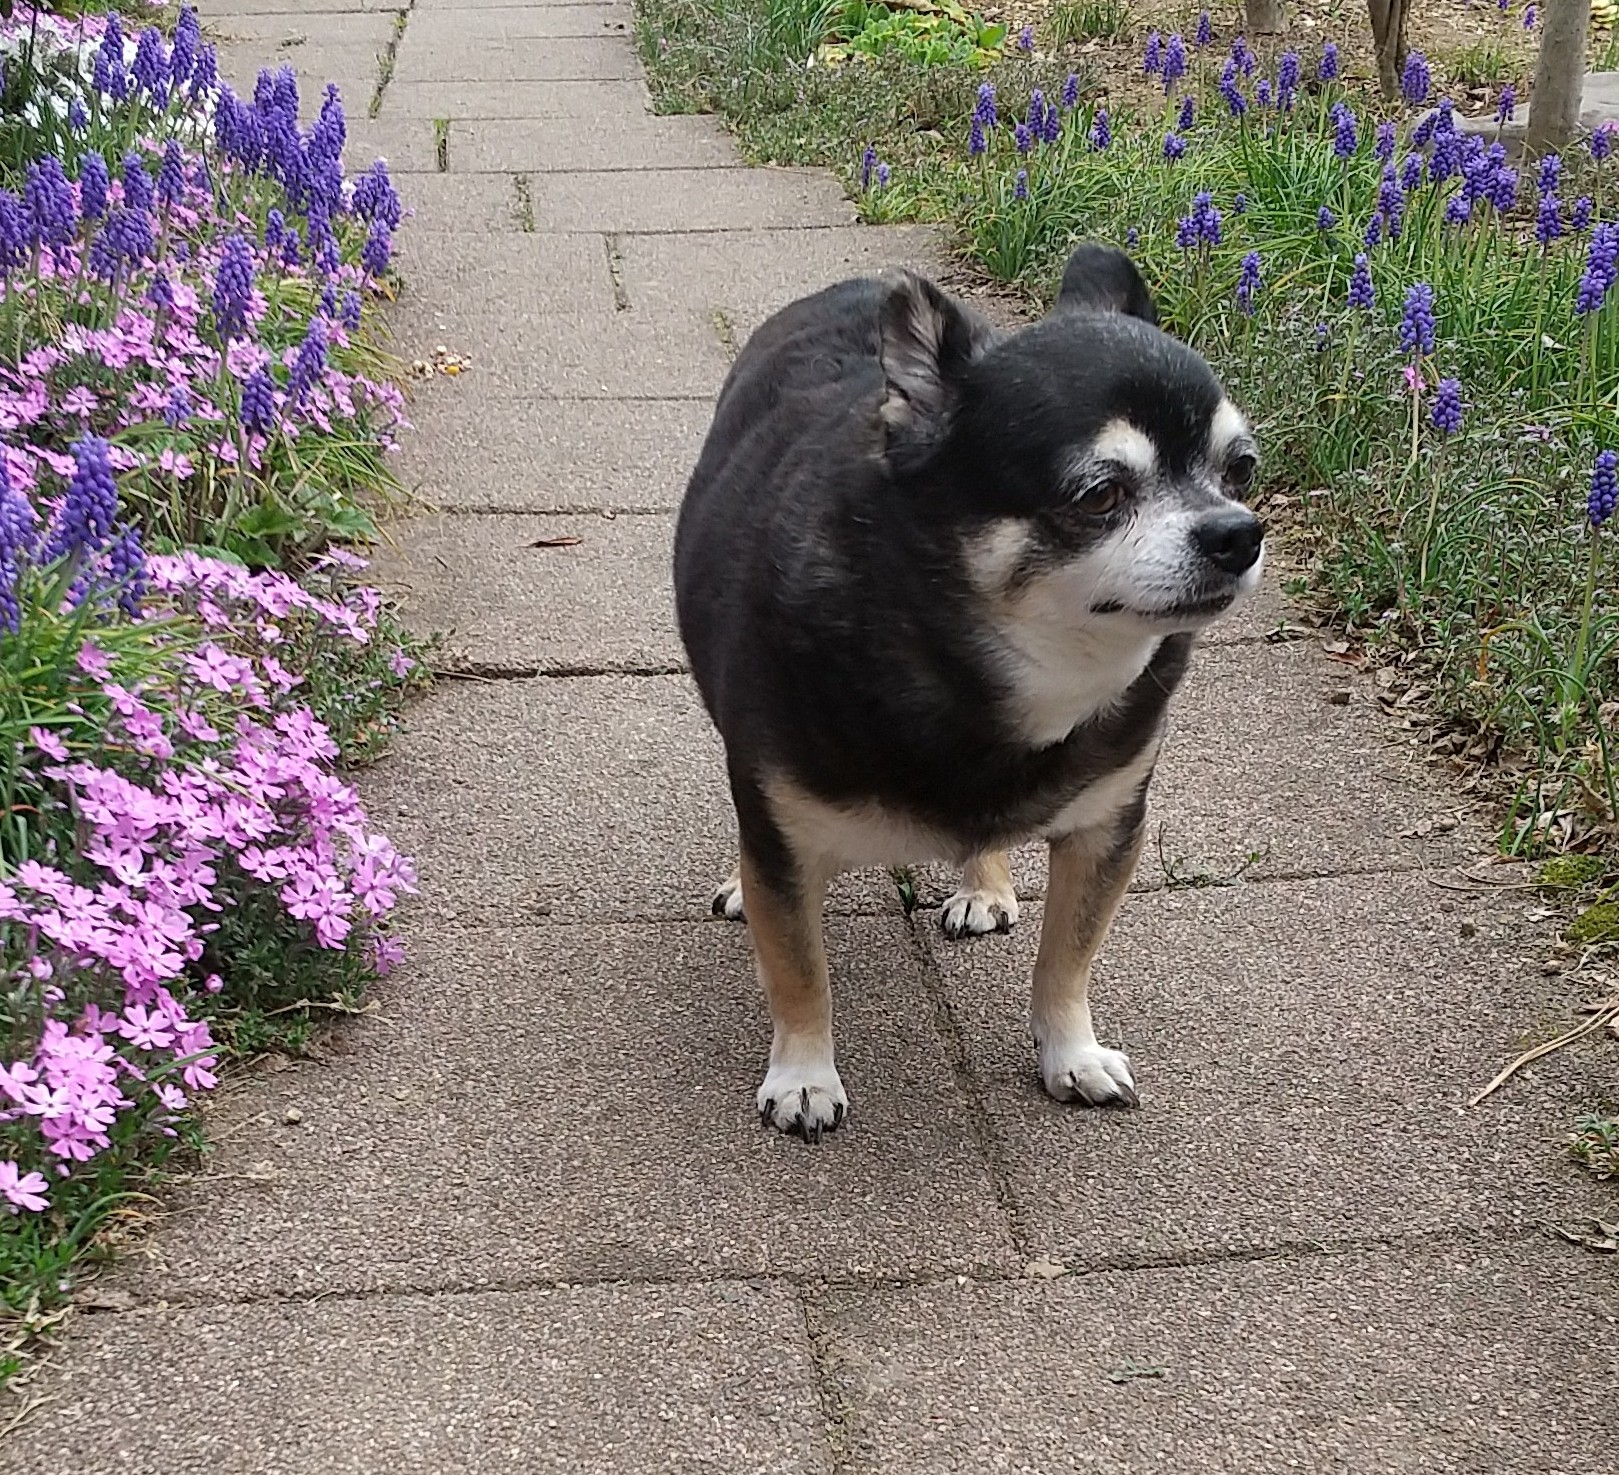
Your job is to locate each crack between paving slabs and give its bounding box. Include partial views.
[797,1287,855,1475]
[369,1,417,121]
[72,1223,1554,1319]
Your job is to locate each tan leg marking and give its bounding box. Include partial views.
[941,848,1020,939]
[1029,820,1145,1107]
[740,847,846,1140]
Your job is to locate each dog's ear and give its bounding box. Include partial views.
[877,270,994,464]
[1053,243,1159,327]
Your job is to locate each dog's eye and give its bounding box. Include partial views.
[1075,481,1128,516]
[1224,454,1258,495]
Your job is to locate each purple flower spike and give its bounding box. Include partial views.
[1018,24,1033,53]
[1014,169,1029,201]
[1591,123,1615,163]
[1497,84,1516,125]
[42,436,119,564]
[157,141,186,209]
[1256,79,1273,109]
[211,233,255,341]
[361,220,393,279]
[1572,196,1594,231]
[860,144,877,191]
[1014,122,1033,154]
[1331,102,1358,159]
[0,191,27,274]
[1090,108,1111,150]
[1401,153,1424,192]
[1524,5,1537,29]
[122,153,154,216]
[25,156,76,252]
[132,28,170,106]
[1575,223,1619,314]
[95,14,129,102]
[1164,132,1187,160]
[106,524,147,619]
[1590,451,1618,527]
[1399,282,1437,358]
[241,369,277,434]
[974,82,997,130]
[1348,253,1375,311]
[1144,32,1163,75]
[1278,50,1300,108]
[1196,11,1212,47]
[1430,378,1463,436]
[1236,251,1262,315]
[968,116,987,157]
[1062,72,1080,110]
[1220,60,1247,117]
[1538,155,1562,197]
[1400,52,1431,107]
[172,6,201,89]
[1317,205,1335,231]
[1178,94,1195,132]
[1536,194,1563,245]
[1376,121,1396,161]
[1163,34,1188,92]
[79,153,111,224]
[1318,42,1339,83]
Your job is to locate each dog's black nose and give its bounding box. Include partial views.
[1191,508,1264,575]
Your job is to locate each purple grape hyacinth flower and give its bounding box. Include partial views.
[1401,152,1424,192]
[1590,451,1618,527]
[78,151,110,224]
[1400,52,1431,106]
[122,152,154,216]
[1319,42,1339,82]
[1162,34,1187,92]
[1524,5,1537,28]
[105,524,147,619]
[1164,132,1187,161]
[1399,283,1436,358]
[132,27,170,106]
[41,436,119,564]
[1497,85,1516,125]
[1331,103,1358,159]
[1256,79,1273,109]
[212,233,255,341]
[1318,205,1335,231]
[1232,35,1256,77]
[974,82,997,130]
[1278,50,1300,108]
[0,460,36,634]
[1236,251,1262,315]
[95,14,129,102]
[163,385,192,428]
[1196,11,1212,47]
[1144,32,1163,75]
[157,141,186,209]
[0,191,26,274]
[1536,193,1563,245]
[1594,123,1616,163]
[1430,378,1463,436]
[342,290,363,332]
[1178,95,1195,132]
[1028,91,1046,139]
[25,156,76,253]
[1376,120,1396,161]
[361,220,393,279]
[1018,24,1033,53]
[1014,169,1029,201]
[1538,155,1561,197]
[1220,60,1247,117]
[1575,223,1619,314]
[1090,108,1111,151]
[1445,195,1473,227]
[1348,252,1375,310]
[172,5,201,88]
[1062,72,1080,110]
[968,116,987,157]
[1014,122,1033,153]
[1572,196,1594,231]
[240,369,277,434]
[860,144,877,191]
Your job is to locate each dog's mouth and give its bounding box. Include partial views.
[1091,590,1236,622]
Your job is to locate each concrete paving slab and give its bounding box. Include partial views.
[346,116,443,173]
[109,919,1016,1299]
[202,9,395,45]
[370,512,680,672]
[396,394,711,512]
[390,231,618,319]
[393,171,525,231]
[523,169,857,232]
[917,871,1607,1266]
[390,310,732,397]
[202,0,397,12]
[214,40,385,86]
[393,35,641,82]
[15,1284,830,1475]
[381,78,651,119]
[451,115,741,173]
[408,3,633,41]
[816,1242,1619,1475]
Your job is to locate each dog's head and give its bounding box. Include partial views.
[875,246,1264,641]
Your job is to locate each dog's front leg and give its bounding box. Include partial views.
[1029,817,1145,1107]
[740,845,847,1141]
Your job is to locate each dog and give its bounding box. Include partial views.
[672,243,1263,1140]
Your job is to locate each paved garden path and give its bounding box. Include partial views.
[11,4,1619,1471]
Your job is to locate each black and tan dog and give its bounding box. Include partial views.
[673,244,1263,1140]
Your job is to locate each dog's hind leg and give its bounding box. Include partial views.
[741,845,847,1141]
[1029,817,1145,1108]
[710,862,745,921]
[941,848,1019,938]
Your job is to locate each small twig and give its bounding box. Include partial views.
[262,998,376,1018]
[1469,997,1619,1107]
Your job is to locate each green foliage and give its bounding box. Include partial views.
[1047,0,1131,46]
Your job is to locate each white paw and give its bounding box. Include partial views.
[940,886,1019,939]
[1035,1033,1138,1108]
[756,1061,848,1142]
[711,871,745,921]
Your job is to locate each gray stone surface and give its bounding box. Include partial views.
[214,41,385,87]
[389,308,731,397]
[395,172,527,232]
[816,1243,1619,1474]
[393,36,641,82]
[391,231,618,316]
[347,116,442,173]
[370,512,680,672]
[201,0,397,12]
[14,1284,831,1475]
[393,395,712,512]
[381,78,651,119]
[106,919,1016,1300]
[406,4,633,43]
[452,115,746,173]
[522,169,856,232]
[918,872,1607,1266]
[202,10,396,46]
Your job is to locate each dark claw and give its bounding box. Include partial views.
[1113,1082,1140,1109]
[711,892,729,916]
[995,910,1012,934]
[759,1097,776,1125]
[831,1101,846,1128]
[800,1113,823,1146]
[799,1086,810,1115]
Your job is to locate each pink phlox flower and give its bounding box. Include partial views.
[0,1161,50,1213]
[176,709,222,744]
[158,448,196,480]
[29,726,69,761]
[77,641,112,680]
[60,385,98,418]
[102,682,148,718]
[119,1003,177,1052]
[259,654,301,691]
[0,1061,40,1106]
[388,649,415,679]
[184,642,251,693]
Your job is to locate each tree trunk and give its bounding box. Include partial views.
[1525,0,1592,154]
[1367,0,1410,103]
[1246,0,1286,34]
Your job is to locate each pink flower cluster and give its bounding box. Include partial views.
[0,552,417,1215]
